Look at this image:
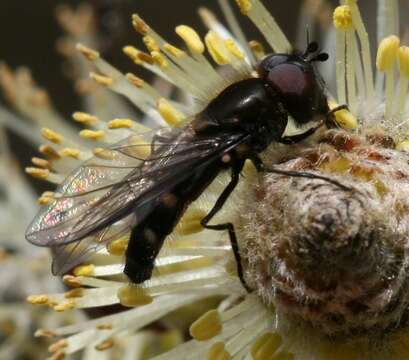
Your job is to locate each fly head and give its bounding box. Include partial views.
[258,42,331,141]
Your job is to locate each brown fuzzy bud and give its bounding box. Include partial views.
[236,130,409,336]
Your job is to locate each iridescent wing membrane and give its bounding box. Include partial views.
[26,126,246,274]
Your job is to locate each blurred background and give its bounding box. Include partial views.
[0,0,403,359]
[0,0,379,193]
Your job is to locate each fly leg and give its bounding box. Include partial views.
[251,155,351,191]
[200,160,251,292]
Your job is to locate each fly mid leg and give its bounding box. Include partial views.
[200,159,251,292]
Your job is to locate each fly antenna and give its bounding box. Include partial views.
[310,52,329,62]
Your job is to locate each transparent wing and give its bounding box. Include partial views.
[51,213,135,275]
[26,126,246,251]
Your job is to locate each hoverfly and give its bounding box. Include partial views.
[26,41,349,290]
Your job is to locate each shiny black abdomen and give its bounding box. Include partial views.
[124,159,222,283]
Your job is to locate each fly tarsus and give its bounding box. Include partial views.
[201,220,251,293]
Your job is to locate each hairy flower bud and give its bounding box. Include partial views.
[237,130,409,335]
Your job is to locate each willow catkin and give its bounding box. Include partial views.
[237,129,409,336]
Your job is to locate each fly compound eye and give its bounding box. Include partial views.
[265,63,311,98]
[262,59,329,126]
[257,54,291,78]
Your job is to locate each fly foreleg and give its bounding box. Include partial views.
[251,154,351,191]
[200,160,251,292]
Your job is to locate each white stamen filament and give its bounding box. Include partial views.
[396,76,409,117]
[218,0,255,64]
[346,29,357,114]
[348,0,375,104]
[335,29,347,106]
[245,0,292,53]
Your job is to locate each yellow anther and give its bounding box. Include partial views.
[34,329,57,338]
[90,72,114,86]
[48,350,65,360]
[27,294,49,305]
[159,330,184,351]
[157,98,185,127]
[398,46,409,78]
[376,35,400,72]
[59,148,81,159]
[333,5,353,30]
[176,209,206,235]
[235,0,252,15]
[271,352,294,360]
[79,129,105,141]
[126,135,151,159]
[164,43,186,58]
[143,36,160,52]
[151,51,168,68]
[251,332,282,360]
[132,14,149,35]
[175,25,205,54]
[31,89,50,107]
[123,46,143,65]
[76,43,100,61]
[137,51,155,64]
[205,31,230,65]
[320,156,351,174]
[53,300,76,312]
[93,147,114,160]
[126,73,145,88]
[48,340,68,353]
[25,167,50,180]
[207,342,231,360]
[96,323,113,330]
[117,285,153,307]
[328,101,358,130]
[72,112,98,126]
[41,128,63,144]
[189,310,222,341]
[64,288,84,299]
[374,179,388,197]
[396,141,409,151]
[32,157,50,169]
[249,40,265,60]
[38,196,52,205]
[39,144,61,160]
[107,118,134,129]
[62,275,82,288]
[95,339,115,351]
[38,191,55,205]
[107,237,129,256]
[42,191,55,198]
[73,264,95,277]
[225,39,245,60]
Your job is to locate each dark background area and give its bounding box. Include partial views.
[0,0,385,193]
[0,0,314,116]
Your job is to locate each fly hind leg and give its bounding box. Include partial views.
[200,160,251,292]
